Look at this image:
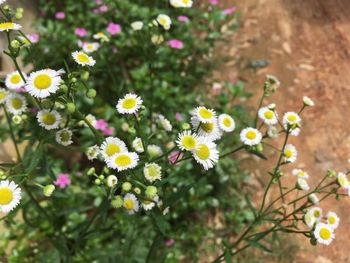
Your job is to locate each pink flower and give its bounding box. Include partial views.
[107,22,121,35]
[99,5,108,12]
[209,0,218,5]
[178,15,189,22]
[55,12,65,20]
[95,0,103,5]
[15,87,26,93]
[169,151,184,164]
[223,7,237,15]
[167,39,184,49]
[102,127,115,136]
[75,27,88,37]
[93,9,100,14]
[95,119,108,130]
[175,112,183,121]
[165,239,174,247]
[54,173,71,189]
[28,33,40,43]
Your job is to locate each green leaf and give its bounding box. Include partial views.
[246,239,272,253]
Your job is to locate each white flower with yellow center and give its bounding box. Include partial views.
[176,130,199,151]
[26,69,62,98]
[82,42,100,53]
[297,178,310,191]
[240,127,262,146]
[283,112,301,136]
[191,117,222,141]
[5,71,27,90]
[86,145,100,161]
[132,137,144,153]
[192,139,219,170]
[131,21,144,31]
[170,0,182,7]
[116,93,143,114]
[181,0,193,7]
[144,163,162,182]
[192,106,217,124]
[37,109,61,130]
[0,180,21,213]
[308,193,319,204]
[258,107,278,126]
[283,144,297,163]
[93,32,109,42]
[0,88,8,104]
[147,145,163,158]
[303,96,314,107]
[314,223,334,245]
[0,22,21,32]
[337,172,349,189]
[100,137,127,160]
[327,211,340,230]
[309,207,322,222]
[55,128,73,146]
[157,114,172,131]
[106,175,118,188]
[218,113,235,132]
[5,93,27,115]
[107,152,139,171]
[157,14,172,30]
[304,210,316,228]
[142,195,159,211]
[85,114,97,127]
[123,193,139,215]
[72,51,96,67]
[292,169,309,179]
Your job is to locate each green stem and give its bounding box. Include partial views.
[3,105,21,162]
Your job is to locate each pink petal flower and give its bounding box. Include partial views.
[209,0,218,5]
[55,12,65,20]
[167,39,184,49]
[107,22,121,35]
[223,7,237,15]
[99,5,108,12]
[75,27,88,37]
[102,127,115,136]
[165,239,174,247]
[28,33,40,43]
[54,173,71,189]
[175,112,183,121]
[169,151,184,164]
[178,15,189,22]
[95,119,108,130]
[95,0,103,5]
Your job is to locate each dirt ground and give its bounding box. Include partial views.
[215,0,350,262]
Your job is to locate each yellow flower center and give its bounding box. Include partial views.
[124,199,134,210]
[201,122,214,133]
[0,22,15,30]
[195,144,210,160]
[114,154,132,167]
[183,0,190,3]
[10,74,21,84]
[182,135,196,150]
[287,114,297,122]
[106,144,121,156]
[284,149,293,158]
[329,216,335,225]
[42,113,56,125]
[86,44,93,50]
[122,98,136,109]
[264,111,274,119]
[313,210,320,218]
[339,176,347,187]
[60,131,70,142]
[222,117,232,127]
[11,98,23,109]
[298,171,305,177]
[159,17,167,25]
[319,227,331,240]
[0,187,13,205]
[198,108,213,119]
[246,130,256,140]
[77,53,90,63]
[34,74,52,90]
[146,165,159,178]
[0,91,5,100]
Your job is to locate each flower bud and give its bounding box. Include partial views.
[87,167,95,176]
[121,123,129,132]
[80,71,90,81]
[326,169,336,178]
[106,175,118,187]
[182,123,191,130]
[12,115,22,124]
[21,114,28,121]
[145,186,157,198]
[10,40,21,49]
[60,84,68,93]
[66,103,76,114]
[41,99,52,109]
[256,143,263,153]
[122,182,132,191]
[87,89,96,98]
[94,178,101,185]
[98,175,105,180]
[303,96,314,107]
[111,195,123,208]
[43,184,55,197]
[134,187,141,195]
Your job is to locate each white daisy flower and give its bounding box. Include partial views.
[303,96,314,107]
[308,193,319,204]
[106,175,118,188]
[240,127,262,146]
[181,0,193,7]
[157,114,172,131]
[267,126,279,139]
[147,145,163,158]
[337,172,349,189]
[192,139,219,170]
[37,109,61,130]
[107,152,139,171]
[176,130,199,151]
[314,223,334,245]
[123,193,139,215]
[327,211,340,230]
[191,117,223,141]
[292,169,309,179]
[132,137,144,153]
[0,88,8,104]
[0,180,21,213]
[0,22,22,32]
[309,207,323,222]
[5,71,27,90]
[218,113,235,132]
[85,114,97,127]
[86,145,100,161]
[26,69,62,98]
[142,195,159,211]
[100,137,127,160]
[192,106,216,124]
[143,163,162,182]
[283,112,301,135]
[258,107,278,126]
[170,0,183,7]
[93,32,109,42]
[297,178,310,191]
[116,93,143,114]
[131,21,144,31]
[156,14,172,30]
[55,128,73,146]
[72,51,96,67]
[5,93,27,115]
[304,210,316,228]
[82,42,100,53]
[283,144,297,163]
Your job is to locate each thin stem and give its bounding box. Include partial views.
[3,105,21,161]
